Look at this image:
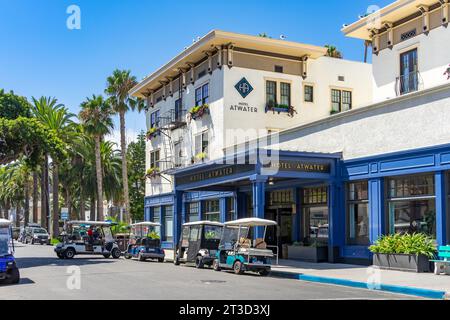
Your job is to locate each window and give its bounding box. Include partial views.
[226,198,236,222]
[274,65,283,73]
[204,200,220,222]
[331,89,352,113]
[194,131,209,159]
[186,202,199,222]
[399,49,418,95]
[304,85,314,103]
[174,98,182,121]
[150,110,160,128]
[387,174,436,238]
[174,142,182,167]
[302,187,328,205]
[195,83,209,106]
[163,205,173,241]
[269,189,294,206]
[347,181,369,245]
[280,82,291,106]
[152,207,161,236]
[150,150,160,169]
[266,80,277,107]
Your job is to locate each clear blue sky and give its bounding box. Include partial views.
[0,0,392,141]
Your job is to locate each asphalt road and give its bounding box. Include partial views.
[0,243,420,300]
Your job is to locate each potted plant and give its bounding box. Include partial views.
[145,167,160,179]
[195,152,208,162]
[146,127,160,141]
[188,104,209,121]
[287,240,328,263]
[369,233,437,273]
[265,102,297,117]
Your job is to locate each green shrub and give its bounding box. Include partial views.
[50,238,61,246]
[369,233,436,258]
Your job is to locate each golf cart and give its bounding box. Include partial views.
[123,222,165,262]
[174,221,224,268]
[212,218,277,276]
[54,220,121,259]
[0,219,20,284]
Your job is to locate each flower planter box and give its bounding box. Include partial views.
[372,253,431,273]
[287,246,328,263]
[265,104,297,117]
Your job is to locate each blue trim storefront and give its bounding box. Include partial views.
[144,145,450,264]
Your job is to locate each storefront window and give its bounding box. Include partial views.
[387,174,436,238]
[269,189,294,206]
[302,187,328,245]
[204,200,220,222]
[163,205,173,242]
[226,198,236,222]
[152,207,161,236]
[186,202,199,223]
[347,181,369,245]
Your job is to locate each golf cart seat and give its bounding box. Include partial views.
[254,238,267,249]
[239,237,252,248]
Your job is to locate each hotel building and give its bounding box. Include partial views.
[131,0,450,264]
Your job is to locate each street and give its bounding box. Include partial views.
[0,243,420,300]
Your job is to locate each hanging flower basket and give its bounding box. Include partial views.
[188,104,209,121]
[146,127,160,141]
[145,167,161,179]
[265,103,297,118]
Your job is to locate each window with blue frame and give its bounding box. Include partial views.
[186,202,200,222]
[151,207,161,237]
[226,198,236,222]
[175,98,182,121]
[387,174,436,238]
[163,205,174,242]
[346,181,369,245]
[150,110,160,128]
[204,199,220,222]
[195,83,209,106]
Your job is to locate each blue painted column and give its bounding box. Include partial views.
[292,187,302,242]
[173,191,183,249]
[251,177,267,239]
[144,206,150,221]
[435,171,447,246]
[328,183,345,263]
[219,197,227,223]
[236,192,247,219]
[368,178,385,244]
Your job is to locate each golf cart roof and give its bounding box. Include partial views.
[130,222,161,227]
[0,219,12,227]
[67,220,117,226]
[182,221,224,227]
[225,218,278,227]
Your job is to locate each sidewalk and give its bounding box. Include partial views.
[271,260,450,299]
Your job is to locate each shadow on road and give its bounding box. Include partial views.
[15,257,116,269]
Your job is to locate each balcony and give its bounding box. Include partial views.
[396,71,423,96]
[159,109,187,130]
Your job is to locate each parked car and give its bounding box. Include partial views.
[11,227,20,241]
[25,226,50,245]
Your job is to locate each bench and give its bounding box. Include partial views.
[431,246,450,275]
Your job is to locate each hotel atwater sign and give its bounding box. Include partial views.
[263,160,331,174]
[176,165,254,185]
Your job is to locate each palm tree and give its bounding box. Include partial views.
[105,69,144,223]
[32,97,75,237]
[325,45,343,59]
[79,95,114,221]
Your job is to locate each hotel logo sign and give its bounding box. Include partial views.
[263,161,331,174]
[235,77,253,98]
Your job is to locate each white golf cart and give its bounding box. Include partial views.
[54,221,121,259]
[213,218,277,276]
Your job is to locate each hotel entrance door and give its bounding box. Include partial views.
[266,207,293,257]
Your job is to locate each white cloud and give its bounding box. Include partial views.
[106,128,139,148]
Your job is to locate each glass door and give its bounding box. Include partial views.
[400,49,418,95]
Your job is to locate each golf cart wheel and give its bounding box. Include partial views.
[212,259,221,272]
[138,253,145,262]
[259,269,270,277]
[174,255,180,266]
[111,248,121,259]
[64,248,76,259]
[103,253,111,259]
[124,253,132,260]
[5,267,20,285]
[158,258,164,263]
[195,256,205,269]
[233,261,244,275]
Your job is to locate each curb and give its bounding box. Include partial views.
[271,271,447,300]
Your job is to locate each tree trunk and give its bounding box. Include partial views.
[41,155,49,229]
[119,111,130,223]
[80,184,85,220]
[52,162,60,238]
[94,135,104,221]
[32,171,38,223]
[15,206,20,228]
[90,197,96,221]
[24,178,30,227]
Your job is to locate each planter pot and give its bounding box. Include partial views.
[372,253,431,273]
[287,246,328,263]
